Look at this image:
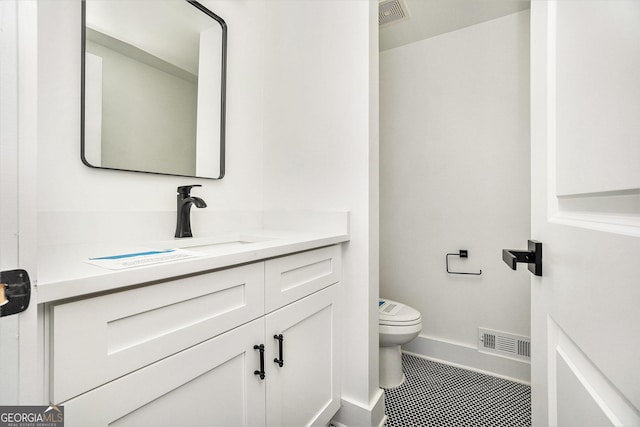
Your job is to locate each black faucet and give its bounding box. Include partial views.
[175,185,207,238]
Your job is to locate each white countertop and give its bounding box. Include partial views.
[37,229,349,303]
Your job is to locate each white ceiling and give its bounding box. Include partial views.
[379,0,531,51]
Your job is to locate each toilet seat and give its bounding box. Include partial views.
[379,317,422,327]
[379,299,422,327]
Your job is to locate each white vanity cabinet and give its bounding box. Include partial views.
[49,263,266,404]
[48,245,342,427]
[264,284,340,427]
[61,318,267,426]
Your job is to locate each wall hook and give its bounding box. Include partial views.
[446,250,482,275]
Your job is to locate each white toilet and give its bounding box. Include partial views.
[378,298,422,388]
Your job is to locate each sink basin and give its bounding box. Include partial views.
[151,234,274,250]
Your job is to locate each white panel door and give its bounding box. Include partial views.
[0,0,39,404]
[265,284,340,427]
[530,1,640,426]
[0,0,21,404]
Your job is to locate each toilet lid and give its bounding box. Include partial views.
[379,299,422,326]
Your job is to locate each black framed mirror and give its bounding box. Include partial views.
[81,0,226,179]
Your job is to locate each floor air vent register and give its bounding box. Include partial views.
[478,327,531,362]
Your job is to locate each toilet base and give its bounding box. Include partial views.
[379,345,405,388]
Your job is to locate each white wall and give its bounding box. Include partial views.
[260,1,382,423]
[380,11,531,379]
[36,0,381,423]
[38,0,265,216]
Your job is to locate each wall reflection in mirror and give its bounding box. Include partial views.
[81,0,226,179]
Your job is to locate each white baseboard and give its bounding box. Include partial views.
[403,334,531,384]
[331,388,386,427]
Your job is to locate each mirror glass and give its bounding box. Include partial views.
[81,0,226,179]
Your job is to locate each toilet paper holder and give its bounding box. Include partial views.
[446,250,482,276]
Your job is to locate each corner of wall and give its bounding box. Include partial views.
[331,389,386,427]
[404,335,531,384]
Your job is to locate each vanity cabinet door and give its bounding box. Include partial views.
[50,263,264,403]
[264,245,341,313]
[62,318,266,427]
[264,284,341,427]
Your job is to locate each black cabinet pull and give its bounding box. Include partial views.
[253,344,265,379]
[273,334,284,367]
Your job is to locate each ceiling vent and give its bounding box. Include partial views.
[478,327,531,362]
[379,0,410,27]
